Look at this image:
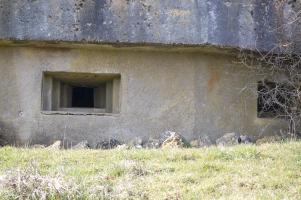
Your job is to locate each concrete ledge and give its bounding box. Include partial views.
[41,111,120,117]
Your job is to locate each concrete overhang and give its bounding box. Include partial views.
[0,0,300,54]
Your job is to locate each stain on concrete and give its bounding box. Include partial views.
[0,121,18,145]
[207,70,220,92]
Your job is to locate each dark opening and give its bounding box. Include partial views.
[257,81,293,118]
[72,87,94,108]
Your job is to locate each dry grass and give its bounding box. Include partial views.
[0,141,301,199]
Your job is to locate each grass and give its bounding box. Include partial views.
[0,142,301,199]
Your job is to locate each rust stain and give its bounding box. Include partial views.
[169,9,190,17]
[207,70,220,92]
[111,0,127,13]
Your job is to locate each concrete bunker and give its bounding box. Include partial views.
[1,0,301,146]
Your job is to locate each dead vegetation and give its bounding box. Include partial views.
[0,169,76,199]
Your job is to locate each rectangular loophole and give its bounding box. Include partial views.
[42,72,121,114]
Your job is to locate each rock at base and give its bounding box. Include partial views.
[31,144,46,149]
[143,138,161,149]
[161,132,185,148]
[216,133,240,146]
[216,133,255,146]
[72,140,90,149]
[256,136,283,144]
[47,140,61,150]
[190,135,212,148]
[116,144,131,150]
[96,139,121,150]
[129,137,144,149]
[238,135,254,144]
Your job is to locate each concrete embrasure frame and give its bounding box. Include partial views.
[41,72,121,115]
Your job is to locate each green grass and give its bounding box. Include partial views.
[0,142,301,199]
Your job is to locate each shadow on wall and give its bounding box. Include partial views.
[0,121,18,146]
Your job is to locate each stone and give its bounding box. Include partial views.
[47,140,61,149]
[116,144,131,150]
[256,136,283,145]
[96,139,121,150]
[159,131,174,144]
[31,144,46,149]
[216,133,240,146]
[216,133,255,146]
[161,132,184,148]
[72,140,90,149]
[134,145,143,149]
[238,135,254,144]
[134,137,143,146]
[191,135,213,148]
[159,131,188,145]
[190,140,199,148]
[129,137,144,148]
[199,135,213,147]
[143,138,160,149]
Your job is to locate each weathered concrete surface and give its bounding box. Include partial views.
[0,46,288,146]
[0,0,301,52]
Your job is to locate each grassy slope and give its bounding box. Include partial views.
[0,142,301,200]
